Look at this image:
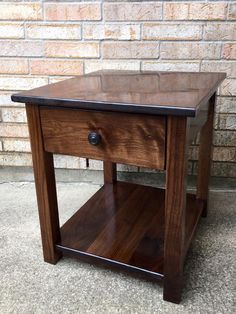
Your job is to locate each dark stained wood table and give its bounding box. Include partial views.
[12,70,226,304]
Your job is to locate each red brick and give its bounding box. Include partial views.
[104,2,162,21]
[45,3,101,21]
[30,59,83,76]
[0,3,42,20]
[103,42,159,59]
[45,41,99,58]
[0,59,28,74]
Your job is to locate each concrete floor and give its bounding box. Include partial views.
[0,180,235,313]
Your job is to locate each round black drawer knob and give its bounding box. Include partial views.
[88,132,101,146]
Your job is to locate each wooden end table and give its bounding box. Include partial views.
[12,70,225,304]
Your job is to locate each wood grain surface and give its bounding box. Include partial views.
[164,116,188,304]
[40,107,166,169]
[197,93,216,217]
[12,70,226,117]
[56,182,203,280]
[26,104,61,264]
[103,161,117,184]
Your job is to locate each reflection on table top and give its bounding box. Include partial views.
[12,70,226,117]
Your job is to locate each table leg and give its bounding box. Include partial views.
[196,93,215,217]
[104,161,117,184]
[26,104,61,264]
[164,116,188,303]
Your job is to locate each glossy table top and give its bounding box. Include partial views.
[12,70,226,117]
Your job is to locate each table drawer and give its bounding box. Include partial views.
[40,107,166,169]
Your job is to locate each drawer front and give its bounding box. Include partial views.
[40,107,166,169]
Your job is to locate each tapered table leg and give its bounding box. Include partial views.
[26,104,61,264]
[196,93,216,217]
[104,161,117,184]
[164,116,188,303]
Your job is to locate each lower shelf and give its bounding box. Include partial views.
[56,181,203,280]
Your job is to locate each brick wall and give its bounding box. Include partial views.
[0,1,235,177]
